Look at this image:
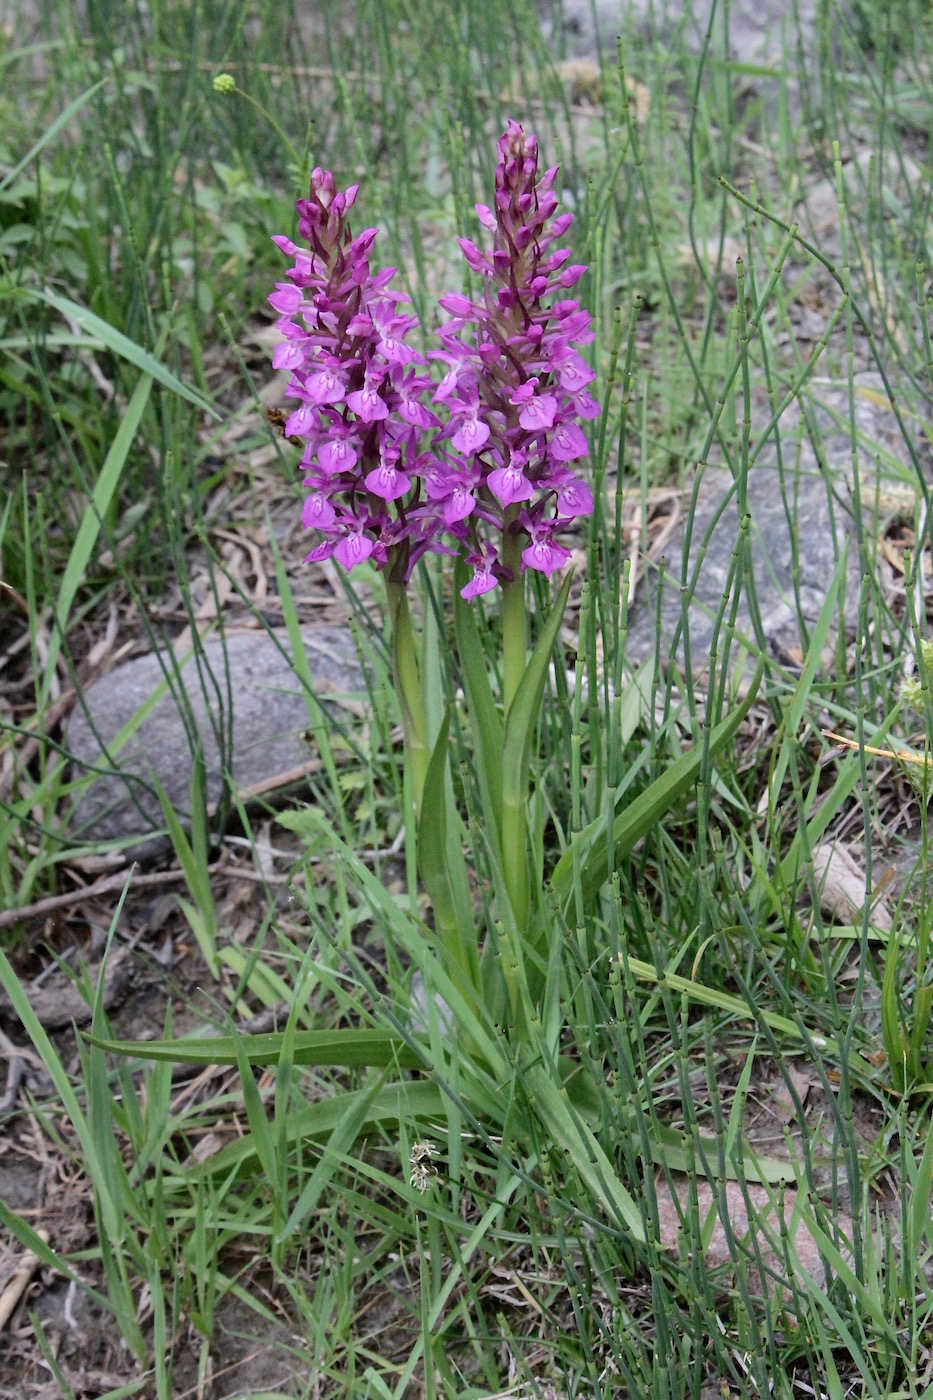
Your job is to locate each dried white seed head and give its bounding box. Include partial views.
[409,1140,438,1192]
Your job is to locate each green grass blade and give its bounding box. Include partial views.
[42,370,153,705]
[624,956,879,1088]
[186,1080,448,1181]
[0,947,121,1239]
[24,289,217,416]
[0,79,106,192]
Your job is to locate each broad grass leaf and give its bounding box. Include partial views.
[25,288,217,416]
[42,370,153,705]
[88,1027,424,1070]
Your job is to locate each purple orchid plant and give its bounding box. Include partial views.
[269,123,595,603]
[271,124,597,1016]
[268,170,442,586]
[431,122,597,600]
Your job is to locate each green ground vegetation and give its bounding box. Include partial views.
[3,0,933,1395]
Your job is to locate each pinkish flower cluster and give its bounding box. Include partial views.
[269,168,443,580]
[270,127,596,600]
[431,121,597,599]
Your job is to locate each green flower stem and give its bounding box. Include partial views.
[501,514,527,718]
[500,518,530,931]
[214,78,305,174]
[386,581,429,814]
[501,790,530,936]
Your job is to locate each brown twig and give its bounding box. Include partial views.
[0,1231,49,1333]
[0,863,224,931]
[0,1056,24,1116]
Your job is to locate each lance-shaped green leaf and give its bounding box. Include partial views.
[551,662,763,908]
[22,289,217,416]
[183,1080,448,1182]
[87,1027,425,1070]
[0,79,106,192]
[526,1065,645,1240]
[418,707,481,993]
[500,570,574,927]
[41,370,153,706]
[501,570,575,803]
[0,948,122,1242]
[622,955,878,1088]
[454,559,503,840]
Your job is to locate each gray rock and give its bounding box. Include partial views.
[625,461,859,669]
[547,0,817,68]
[66,626,366,856]
[625,372,911,668]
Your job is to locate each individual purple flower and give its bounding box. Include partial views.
[430,122,596,597]
[488,461,534,508]
[549,420,588,462]
[451,405,491,456]
[521,527,572,578]
[269,168,441,578]
[460,547,500,599]
[335,530,375,570]
[425,454,483,527]
[543,468,594,519]
[301,490,336,530]
[365,447,411,501]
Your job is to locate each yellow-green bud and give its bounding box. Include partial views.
[900,674,925,712]
[213,73,236,94]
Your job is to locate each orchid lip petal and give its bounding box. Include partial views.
[334,532,375,570]
[460,566,498,599]
[451,415,491,455]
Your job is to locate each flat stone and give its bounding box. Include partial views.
[548,0,818,72]
[66,626,365,857]
[624,372,909,668]
[654,1174,853,1300]
[625,462,859,669]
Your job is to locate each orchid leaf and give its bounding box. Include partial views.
[418,707,480,990]
[279,808,508,1077]
[418,706,453,921]
[526,1065,645,1240]
[498,570,574,927]
[501,569,575,812]
[87,1027,425,1070]
[454,558,503,840]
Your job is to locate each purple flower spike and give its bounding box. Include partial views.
[431,121,597,596]
[270,169,443,580]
